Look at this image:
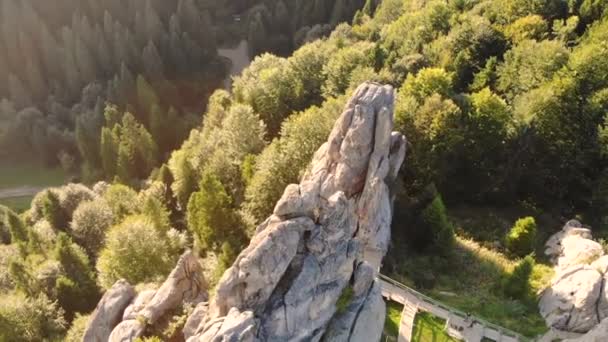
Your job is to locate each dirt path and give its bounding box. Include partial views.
[218,40,251,90]
[0,186,45,199]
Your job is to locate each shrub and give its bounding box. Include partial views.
[0,293,66,342]
[102,184,139,220]
[502,255,535,300]
[5,207,27,243]
[70,199,114,256]
[420,195,455,254]
[0,206,11,244]
[64,313,90,342]
[54,233,100,318]
[505,217,537,257]
[96,215,176,288]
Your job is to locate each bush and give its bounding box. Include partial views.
[43,190,69,230]
[420,194,455,255]
[96,215,176,288]
[70,199,114,256]
[502,255,535,300]
[54,233,100,318]
[102,184,139,220]
[64,313,90,342]
[0,293,66,342]
[505,217,537,257]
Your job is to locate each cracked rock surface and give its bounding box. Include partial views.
[187,82,406,342]
[84,250,208,341]
[540,220,608,333]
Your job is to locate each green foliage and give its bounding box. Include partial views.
[187,170,245,253]
[42,190,68,231]
[502,255,535,300]
[54,233,100,318]
[245,96,345,223]
[103,184,139,220]
[505,217,537,257]
[336,285,354,313]
[96,215,176,288]
[64,313,90,342]
[212,241,239,287]
[0,293,66,342]
[4,207,27,243]
[100,106,159,183]
[497,39,569,101]
[504,15,548,43]
[420,194,455,255]
[70,198,115,257]
[233,54,304,136]
[412,312,459,342]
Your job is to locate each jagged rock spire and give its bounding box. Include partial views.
[187,82,407,341]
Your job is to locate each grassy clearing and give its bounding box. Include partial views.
[384,300,403,338]
[0,162,65,189]
[411,312,459,342]
[387,236,550,338]
[0,196,33,213]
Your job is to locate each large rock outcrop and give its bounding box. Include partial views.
[539,220,608,333]
[186,82,406,341]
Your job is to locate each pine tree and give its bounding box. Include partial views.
[42,190,68,231]
[54,233,100,319]
[5,209,27,243]
[187,170,244,253]
[142,41,165,81]
[100,127,118,179]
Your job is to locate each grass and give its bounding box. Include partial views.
[0,196,33,213]
[0,162,66,212]
[384,301,403,338]
[387,236,551,338]
[0,161,65,188]
[412,312,459,342]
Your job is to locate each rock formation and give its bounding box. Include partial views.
[539,220,608,334]
[186,82,406,341]
[82,82,405,341]
[83,280,136,342]
[83,250,208,341]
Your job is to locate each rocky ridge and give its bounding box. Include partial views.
[82,82,406,342]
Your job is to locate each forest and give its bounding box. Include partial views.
[2,0,608,340]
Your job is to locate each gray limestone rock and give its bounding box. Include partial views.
[82,279,136,342]
[187,82,406,341]
[540,221,608,334]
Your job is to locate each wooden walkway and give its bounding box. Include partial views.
[378,274,528,342]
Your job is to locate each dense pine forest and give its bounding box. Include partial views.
[2,0,608,340]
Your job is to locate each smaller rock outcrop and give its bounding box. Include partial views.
[84,250,208,341]
[539,220,608,333]
[82,279,136,342]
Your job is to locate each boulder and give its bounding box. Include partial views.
[565,317,608,342]
[186,82,406,341]
[82,279,136,342]
[183,302,209,340]
[540,220,608,334]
